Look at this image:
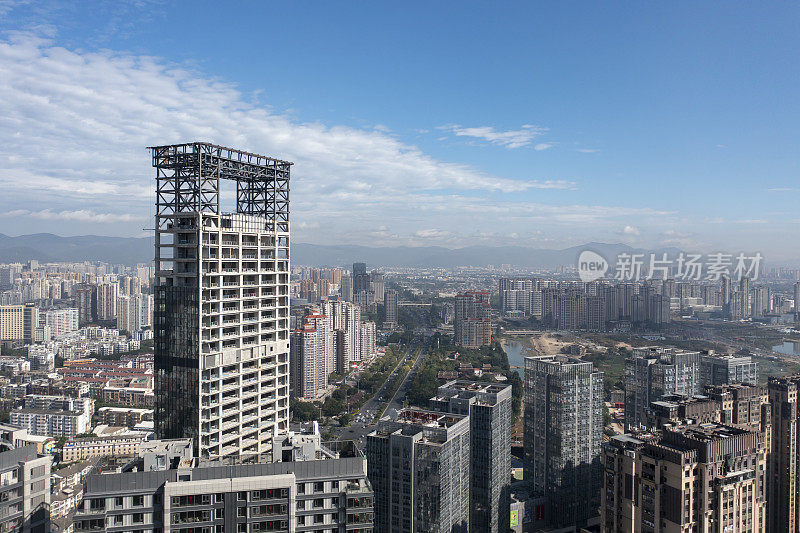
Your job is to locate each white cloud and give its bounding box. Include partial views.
[618,225,640,236]
[440,124,547,149]
[2,31,753,253]
[529,180,577,190]
[576,148,599,153]
[414,228,451,239]
[0,32,570,239]
[534,143,554,151]
[0,209,143,223]
[659,229,700,249]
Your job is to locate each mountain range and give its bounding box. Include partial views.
[0,233,682,269]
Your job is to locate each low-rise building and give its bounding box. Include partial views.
[73,432,373,533]
[62,434,146,462]
[0,445,51,533]
[95,407,152,428]
[9,408,90,437]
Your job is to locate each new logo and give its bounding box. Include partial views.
[577,250,608,282]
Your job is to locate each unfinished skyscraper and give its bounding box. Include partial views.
[152,142,291,458]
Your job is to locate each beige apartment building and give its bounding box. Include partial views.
[602,423,766,532]
[0,303,37,344]
[768,375,799,533]
[62,434,145,462]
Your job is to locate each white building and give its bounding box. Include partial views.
[96,281,118,320]
[39,308,79,339]
[152,143,291,458]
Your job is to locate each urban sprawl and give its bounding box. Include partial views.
[1,143,800,533]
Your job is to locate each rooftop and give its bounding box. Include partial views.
[396,408,466,429]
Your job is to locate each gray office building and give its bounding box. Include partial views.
[700,352,758,386]
[624,347,702,430]
[366,408,470,532]
[0,446,51,533]
[383,290,398,328]
[524,355,603,529]
[74,434,373,533]
[352,263,369,295]
[429,381,512,533]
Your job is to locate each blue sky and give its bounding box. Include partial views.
[0,1,798,261]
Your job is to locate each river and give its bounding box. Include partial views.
[502,338,529,378]
[773,340,800,356]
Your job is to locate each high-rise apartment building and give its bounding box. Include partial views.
[382,289,398,328]
[454,291,491,348]
[359,320,376,361]
[751,285,771,317]
[340,275,353,302]
[290,320,327,400]
[321,297,361,370]
[152,142,291,458]
[700,352,758,386]
[602,423,767,533]
[721,275,732,306]
[0,303,37,344]
[39,308,79,339]
[524,355,603,529]
[370,271,385,302]
[366,408,470,532]
[429,381,512,533]
[117,293,153,334]
[767,375,800,532]
[624,347,702,430]
[795,281,800,312]
[96,281,118,320]
[352,262,369,295]
[705,383,771,433]
[73,284,96,325]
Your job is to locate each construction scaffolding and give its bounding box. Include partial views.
[150,142,292,232]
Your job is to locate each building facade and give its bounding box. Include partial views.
[152,143,291,458]
[366,408,470,532]
[624,347,703,430]
[524,355,603,529]
[454,291,491,348]
[74,436,373,533]
[0,446,51,533]
[429,381,512,533]
[602,424,767,533]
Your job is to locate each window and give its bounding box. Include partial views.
[132,495,144,507]
[132,513,144,523]
[115,497,124,507]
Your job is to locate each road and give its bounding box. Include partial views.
[385,345,426,414]
[334,340,428,447]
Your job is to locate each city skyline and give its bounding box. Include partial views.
[1,3,799,260]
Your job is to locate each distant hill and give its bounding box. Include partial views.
[0,233,154,265]
[0,233,681,269]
